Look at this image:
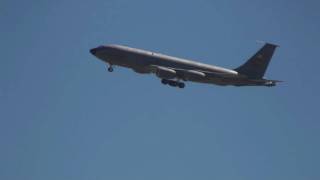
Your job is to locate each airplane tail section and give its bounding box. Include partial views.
[234,43,278,79]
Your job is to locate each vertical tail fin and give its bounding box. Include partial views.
[234,43,278,79]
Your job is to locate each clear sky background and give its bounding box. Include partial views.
[1,0,319,179]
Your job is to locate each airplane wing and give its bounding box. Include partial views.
[149,65,232,81]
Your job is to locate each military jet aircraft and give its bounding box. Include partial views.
[90,43,281,88]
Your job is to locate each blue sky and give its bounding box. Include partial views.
[1,0,319,179]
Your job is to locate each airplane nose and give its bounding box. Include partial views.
[90,48,97,55]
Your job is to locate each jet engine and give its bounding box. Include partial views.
[155,66,177,79]
[183,70,206,80]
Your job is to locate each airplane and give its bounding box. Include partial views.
[90,42,282,88]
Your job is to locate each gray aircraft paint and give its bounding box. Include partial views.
[90,43,281,88]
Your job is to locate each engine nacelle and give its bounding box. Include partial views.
[183,70,206,80]
[155,66,177,79]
